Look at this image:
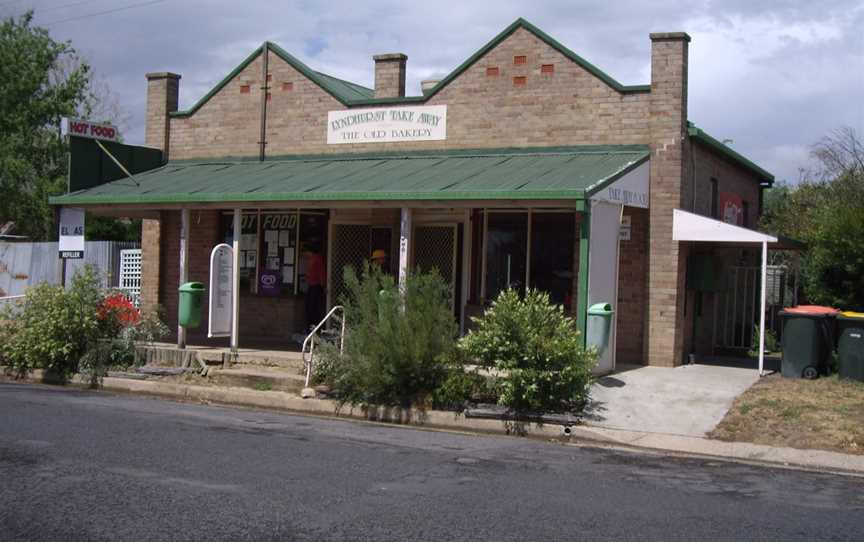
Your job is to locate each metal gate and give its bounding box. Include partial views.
[329,224,371,304]
[713,264,797,350]
[413,224,457,306]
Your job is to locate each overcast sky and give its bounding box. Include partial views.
[8,0,864,184]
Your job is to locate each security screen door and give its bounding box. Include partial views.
[413,224,458,309]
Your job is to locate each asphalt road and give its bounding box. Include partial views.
[1,383,862,541]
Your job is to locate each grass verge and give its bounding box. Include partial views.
[710,374,864,455]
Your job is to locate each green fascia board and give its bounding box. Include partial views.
[49,145,648,207]
[688,122,775,185]
[170,18,647,116]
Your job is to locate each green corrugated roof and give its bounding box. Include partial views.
[50,146,649,206]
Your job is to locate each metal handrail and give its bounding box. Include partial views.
[301,305,345,387]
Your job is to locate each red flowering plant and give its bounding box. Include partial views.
[97,292,140,333]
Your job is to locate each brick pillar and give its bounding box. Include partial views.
[373,54,407,99]
[141,72,180,315]
[646,32,691,367]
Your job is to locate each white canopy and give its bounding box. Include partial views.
[672,209,776,375]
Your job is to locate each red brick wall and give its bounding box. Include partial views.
[691,141,762,226]
[616,207,648,364]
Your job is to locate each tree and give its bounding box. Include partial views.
[0,11,131,241]
[761,128,864,310]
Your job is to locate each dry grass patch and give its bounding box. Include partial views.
[710,374,864,455]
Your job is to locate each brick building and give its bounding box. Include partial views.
[52,18,780,370]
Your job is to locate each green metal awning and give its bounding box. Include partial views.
[50,146,649,207]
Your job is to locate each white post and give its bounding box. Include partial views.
[758,240,768,376]
[177,208,189,349]
[231,209,241,353]
[399,207,412,292]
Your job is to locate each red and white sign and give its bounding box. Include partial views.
[61,117,120,142]
[719,192,744,226]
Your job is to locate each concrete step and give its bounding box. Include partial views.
[208,366,306,393]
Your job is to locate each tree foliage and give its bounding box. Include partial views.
[0,12,132,241]
[761,127,864,310]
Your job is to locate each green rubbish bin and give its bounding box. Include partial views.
[837,311,864,382]
[587,303,614,356]
[779,306,838,379]
[178,282,206,329]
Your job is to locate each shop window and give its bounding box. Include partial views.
[222,212,258,292]
[484,212,527,300]
[222,210,328,297]
[530,212,575,309]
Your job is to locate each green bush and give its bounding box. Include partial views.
[1,266,103,379]
[459,288,596,414]
[313,265,458,408]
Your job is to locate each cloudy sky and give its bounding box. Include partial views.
[7,0,863,183]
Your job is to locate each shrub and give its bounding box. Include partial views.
[1,266,103,379]
[459,288,596,414]
[314,265,457,408]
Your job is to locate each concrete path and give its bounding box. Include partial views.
[585,363,760,437]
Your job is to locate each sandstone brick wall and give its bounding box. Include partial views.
[374,54,407,99]
[168,27,652,161]
[645,33,690,367]
[616,207,648,364]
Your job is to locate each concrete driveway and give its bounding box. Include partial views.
[585,362,763,437]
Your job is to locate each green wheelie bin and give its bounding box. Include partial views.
[779,305,838,379]
[178,282,206,329]
[837,311,864,382]
[586,303,614,356]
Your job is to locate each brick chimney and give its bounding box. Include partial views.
[141,72,179,313]
[145,72,181,157]
[645,32,691,368]
[373,54,407,99]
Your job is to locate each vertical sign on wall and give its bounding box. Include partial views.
[58,207,85,259]
[208,243,234,338]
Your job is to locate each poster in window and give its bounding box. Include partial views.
[719,192,743,225]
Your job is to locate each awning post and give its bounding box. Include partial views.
[576,202,591,345]
[177,208,189,349]
[758,240,768,376]
[399,207,412,294]
[231,209,241,353]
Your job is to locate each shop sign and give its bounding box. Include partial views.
[327,105,447,144]
[719,192,743,225]
[208,244,233,338]
[258,269,281,296]
[61,117,120,142]
[590,161,649,209]
[619,215,631,241]
[58,207,85,259]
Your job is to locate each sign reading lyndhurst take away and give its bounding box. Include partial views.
[327,105,447,144]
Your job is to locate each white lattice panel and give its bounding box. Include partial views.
[119,249,142,307]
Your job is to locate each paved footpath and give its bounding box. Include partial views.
[1,382,863,541]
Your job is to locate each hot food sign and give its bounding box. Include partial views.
[61,117,120,142]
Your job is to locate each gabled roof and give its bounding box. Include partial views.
[688,122,775,185]
[49,146,649,206]
[170,18,648,116]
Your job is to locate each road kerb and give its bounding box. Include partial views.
[4,370,864,476]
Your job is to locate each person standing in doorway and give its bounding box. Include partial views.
[371,248,388,272]
[304,242,326,330]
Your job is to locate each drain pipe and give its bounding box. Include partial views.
[259,42,269,162]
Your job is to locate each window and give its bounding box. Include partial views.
[484,212,527,300]
[530,212,575,309]
[742,201,750,228]
[710,178,719,219]
[222,209,328,296]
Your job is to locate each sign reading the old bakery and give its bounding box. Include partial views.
[327,105,447,144]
